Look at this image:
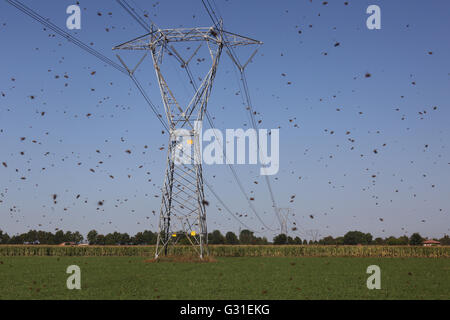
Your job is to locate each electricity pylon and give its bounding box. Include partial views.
[278,208,293,240]
[113,24,261,258]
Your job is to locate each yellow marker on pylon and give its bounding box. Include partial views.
[191,231,196,236]
[187,139,193,145]
[172,233,177,237]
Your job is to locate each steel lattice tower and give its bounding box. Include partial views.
[277,208,293,238]
[113,24,261,258]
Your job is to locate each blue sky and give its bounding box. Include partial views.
[0,0,449,240]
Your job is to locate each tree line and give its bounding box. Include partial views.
[0,229,448,246]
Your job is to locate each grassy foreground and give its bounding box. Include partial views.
[0,256,448,300]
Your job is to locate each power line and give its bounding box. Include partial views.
[167,47,277,231]
[5,0,127,75]
[116,0,151,31]
[129,74,169,131]
[7,0,269,242]
[112,2,262,234]
[5,0,170,131]
[199,0,282,227]
[121,4,276,232]
[168,46,277,231]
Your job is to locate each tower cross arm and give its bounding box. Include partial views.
[221,30,263,47]
[112,27,262,51]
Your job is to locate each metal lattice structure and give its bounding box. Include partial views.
[277,208,293,238]
[113,25,261,258]
[6,0,273,259]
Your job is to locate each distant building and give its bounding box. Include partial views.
[59,242,76,246]
[422,239,440,247]
[23,241,40,245]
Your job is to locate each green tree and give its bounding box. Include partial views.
[64,231,74,242]
[104,233,115,245]
[0,230,10,244]
[72,231,83,244]
[439,235,450,245]
[321,236,336,245]
[397,235,409,245]
[343,231,372,245]
[365,233,373,244]
[409,233,423,246]
[273,234,287,245]
[87,230,98,245]
[254,236,268,245]
[386,236,399,245]
[335,237,344,245]
[239,229,255,245]
[96,234,106,245]
[225,232,239,245]
[132,232,144,245]
[9,234,24,244]
[209,230,225,244]
[119,233,130,245]
[54,230,65,244]
[24,230,38,243]
[142,230,156,244]
[37,231,54,244]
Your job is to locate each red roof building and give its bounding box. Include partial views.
[422,239,440,246]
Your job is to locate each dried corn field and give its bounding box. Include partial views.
[0,245,448,258]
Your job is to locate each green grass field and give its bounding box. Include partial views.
[0,256,448,299]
